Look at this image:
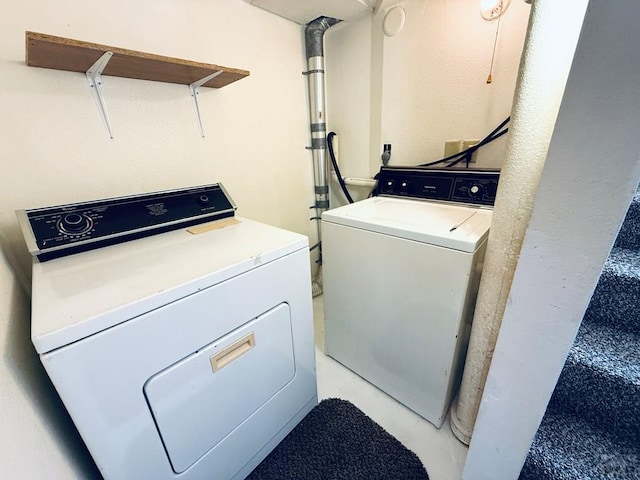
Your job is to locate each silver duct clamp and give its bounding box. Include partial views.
[189,71,222,138]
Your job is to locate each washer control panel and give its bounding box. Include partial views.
[375,167,500,206]
[17,184,236,261]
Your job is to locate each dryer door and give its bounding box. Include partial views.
[143,303,295,473]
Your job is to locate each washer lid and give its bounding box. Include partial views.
[321,197,492,252]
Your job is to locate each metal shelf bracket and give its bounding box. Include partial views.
[189,71,222,138]
[86,51,114,139]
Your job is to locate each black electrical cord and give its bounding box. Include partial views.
[438,119,509,168]
[327,131,355,204]
[419,116,511,168]
[442,119,509,167]
[446,127,509,168]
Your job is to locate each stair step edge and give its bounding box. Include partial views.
[520,409,639,480]
[569,322,640,382]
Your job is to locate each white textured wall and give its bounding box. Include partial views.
[0,0,312,476]
[325,0,531,189]
[324,14,376,205]
[464,0,640,477]
[378,0,529,169]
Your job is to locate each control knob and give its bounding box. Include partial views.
[58,213,92,235]
[469,184,483,196]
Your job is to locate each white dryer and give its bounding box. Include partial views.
[17,184,317,480]
[322,167,498,428]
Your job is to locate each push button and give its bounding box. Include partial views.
[198,194,211,207]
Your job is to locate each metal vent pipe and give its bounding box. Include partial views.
[305,16,339,263]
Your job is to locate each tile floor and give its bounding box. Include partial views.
[312,294,468,480]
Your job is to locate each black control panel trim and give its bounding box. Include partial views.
[34,211,235,262]
[374,166,500,206]
[17,183,237,261]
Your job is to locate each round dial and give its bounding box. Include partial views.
[197,194,211,207]
[469,184,483,196]
[58,213,93,235]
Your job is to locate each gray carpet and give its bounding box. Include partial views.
[247,398,429,480]
[520,186,640,479]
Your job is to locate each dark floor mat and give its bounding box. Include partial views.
[247,398,429,480]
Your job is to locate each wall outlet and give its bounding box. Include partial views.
[444,139,479,163]
[444,140,462,158]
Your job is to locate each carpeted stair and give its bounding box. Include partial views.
[520,187,640,480]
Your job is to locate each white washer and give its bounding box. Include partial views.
[322,168,497,428]
[19,185,317,480]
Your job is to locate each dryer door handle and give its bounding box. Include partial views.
[210,333,256,372]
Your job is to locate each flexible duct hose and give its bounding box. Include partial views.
[304,16,339,265]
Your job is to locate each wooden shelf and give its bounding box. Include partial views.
[25,31,250,88]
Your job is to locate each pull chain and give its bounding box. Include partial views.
[486,8,502,84]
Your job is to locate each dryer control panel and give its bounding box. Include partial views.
[375,167,500,206]
[17,184,236,261]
